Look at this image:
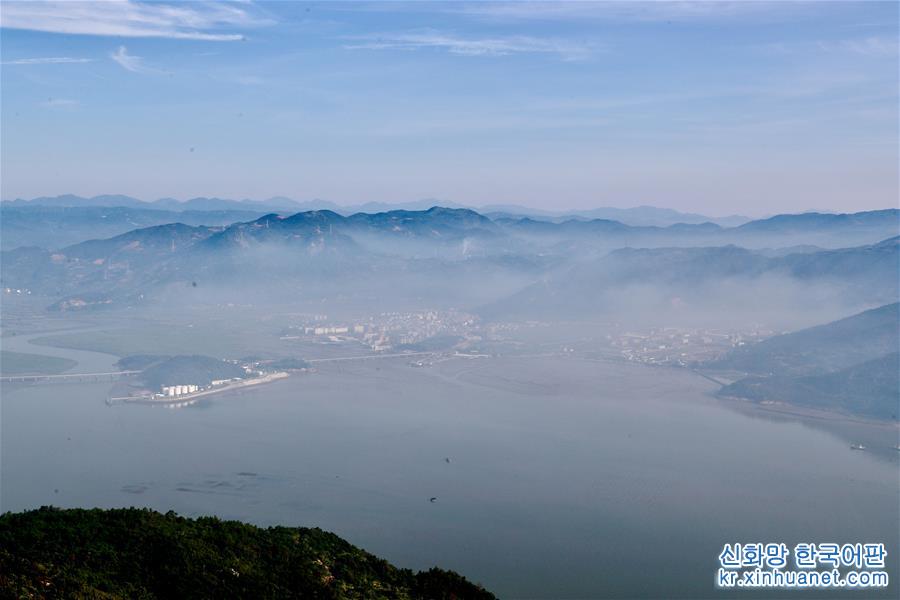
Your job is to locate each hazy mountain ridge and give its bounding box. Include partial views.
[3,200,897,253]
[711,304,900,420]
[718,352,899,421]
[497,209,898,249]
[0,205,266,250]
[485,239,899,321]
[0,193,759,228]
[1,208,897,316]
[486,206,749,227]
[2,194,330,213]
[709,302,899,376]
[733,209,898,233]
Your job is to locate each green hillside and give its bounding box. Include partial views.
[136,355,248,389]
[711,302,899,376]
[0,507,494,600]
[718,353,899,421]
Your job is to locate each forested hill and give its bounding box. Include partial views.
[0,507,495,600]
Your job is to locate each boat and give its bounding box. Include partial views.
[850,444,866,451]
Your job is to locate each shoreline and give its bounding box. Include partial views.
[108,371,290,406]
[716,394,900,429]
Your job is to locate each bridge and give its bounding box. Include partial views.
[0,370,140,384]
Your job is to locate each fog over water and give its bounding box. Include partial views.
[3,328,897,598]
[2,1,898,595]
[1,198,898,598]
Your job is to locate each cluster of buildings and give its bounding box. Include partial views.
[157,375,247,399]
[280,310,481,352]
[610,326,776,366]
[160,384,199,397]
[300,325,366,336]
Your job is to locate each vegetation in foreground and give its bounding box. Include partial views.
[0,507,495,600]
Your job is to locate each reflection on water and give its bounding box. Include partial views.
[2,355,898,599]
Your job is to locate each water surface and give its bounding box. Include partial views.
[3,352,897,598]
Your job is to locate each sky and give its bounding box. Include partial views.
[0,1,897,216]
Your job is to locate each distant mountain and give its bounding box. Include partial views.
[4,194,148,208]
[152,196,340,213]
[348,199,468,213]
[733,210,898,235]
[2,194,338,214]
[2,207,897,314]
[0,207,526,310]
[483,204,750,227]
[0,205,266,250]
[726,210,899,247]
[9,203,894,256]
[198,207,498,253]
[2,195,749,226]
[711,303,899,421]
[718,352,899,421]
[486,240,899,320]
[6,196,896,246]
[495,209,899,250]
[710,302,899,376]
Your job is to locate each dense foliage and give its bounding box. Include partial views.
[116,354,170,371]
[134,354,247,389]
[0,507,495,600]
[268,357,311,370]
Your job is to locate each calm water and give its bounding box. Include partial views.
[2,345,898,599]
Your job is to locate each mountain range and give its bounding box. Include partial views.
[3,194,751,228]
[1,206,897,318]
[0,205,267,250]
[3,199,896,253]
[480,235,899,321]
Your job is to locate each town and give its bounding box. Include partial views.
[278,309,482,352]
[608,326,779,366]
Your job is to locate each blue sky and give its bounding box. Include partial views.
[1,1,897,215]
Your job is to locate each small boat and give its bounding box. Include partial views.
[850,444,866,451]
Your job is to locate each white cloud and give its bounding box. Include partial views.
[344,30,594,60]
[110,46,146,72]
[829,36,898,57]
[2,56,93,65]
[0,0,272,41]
[41,98,79,107]
[761,36,899,58]
[233,75,266,85]
[448,1,812,23]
